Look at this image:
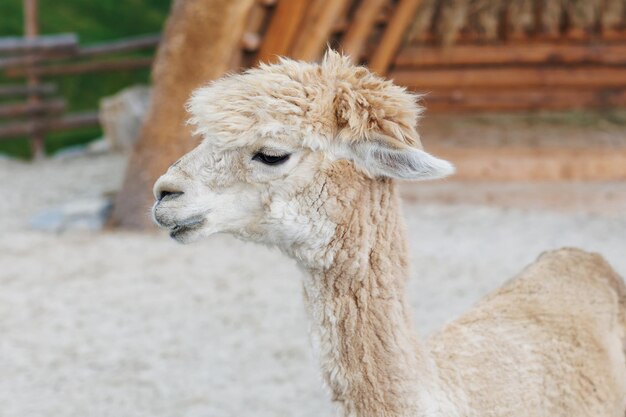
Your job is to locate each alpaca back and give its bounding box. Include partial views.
[428,248,626,417]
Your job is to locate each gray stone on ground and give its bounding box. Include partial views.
[52,139,112,160]
[30,197,112,232]
[99,85,152,151]
[86,138,111,154]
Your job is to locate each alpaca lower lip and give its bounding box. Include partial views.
[169,218,204,237]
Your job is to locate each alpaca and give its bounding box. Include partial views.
[152,51,626,417]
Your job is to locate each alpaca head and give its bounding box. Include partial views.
[153,51,453,257]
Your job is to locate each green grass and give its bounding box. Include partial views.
[0,0,170,158]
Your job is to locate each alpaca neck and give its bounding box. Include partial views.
[301,177,439,417]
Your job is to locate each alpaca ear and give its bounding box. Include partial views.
[341,135,455,180]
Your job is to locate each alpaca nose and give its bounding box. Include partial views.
[154,176,185,202]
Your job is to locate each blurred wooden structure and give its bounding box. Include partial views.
[235,0,626,112]
[108,0,626,229]
[4,0,626,157]
[3,0,626,226]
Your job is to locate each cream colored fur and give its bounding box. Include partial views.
[152,51,626,417]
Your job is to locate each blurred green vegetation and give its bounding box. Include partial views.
[0,0,171,158]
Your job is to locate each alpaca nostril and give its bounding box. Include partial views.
[158,190,184,202]
[154,174,186,202]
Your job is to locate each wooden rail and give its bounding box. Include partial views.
[78,34,160,56]
[395,44,626,67]
[5,56,154,77]
[0,99,65,118]
[0,111,99,139]
[0,34,160,69]
[391,67,626,89]
[422,89,626,112]
[0,33,77,54]
[0,83,56,97]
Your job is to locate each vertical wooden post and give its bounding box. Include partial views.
[369,0,422,75]
[290,0,351,61]
[255,0,311,65]
[341,0,388,63]
[23,0,45,159]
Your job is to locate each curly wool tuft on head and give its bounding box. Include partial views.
[186,50,424,151]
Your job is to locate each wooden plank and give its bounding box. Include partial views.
[0,83,56,97]
[427,146,626,181]
[602,29,626,42]
[401,182,626,210]
[341,0,388,62]
[0,33,77,54]
[391,67,626,90]
[0,34,156,59]
[0,54,49,69]
[395,43,626,67]
[407,30,626,46]
[255,0,310,64]
[5,57,153,77]
[290,0,352,61]
[0,34,161,69]
[0,99,65,118]
[0,111,99,139]
[369,0,422,74]
[420,89,626,112]
[78,34,160,56]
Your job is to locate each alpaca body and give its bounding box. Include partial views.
[298,166,626,417]
[152,52,626,416]
[428,245,626,417]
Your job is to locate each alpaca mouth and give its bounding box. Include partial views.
[168,217,205,239]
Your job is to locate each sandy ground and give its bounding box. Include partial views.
[1,151,626,417]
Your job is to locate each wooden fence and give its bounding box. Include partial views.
[0,29,157,158]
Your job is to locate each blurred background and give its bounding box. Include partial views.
[1,1,626,416]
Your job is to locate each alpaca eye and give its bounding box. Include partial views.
[252,152,290,165]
